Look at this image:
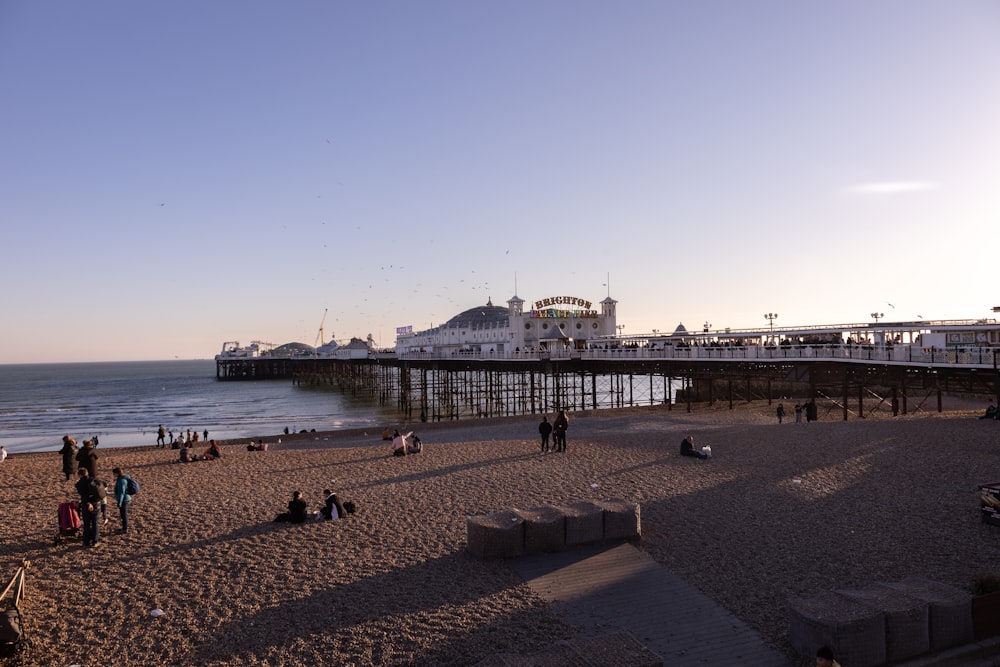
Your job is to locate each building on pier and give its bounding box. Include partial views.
[394,293,618,356]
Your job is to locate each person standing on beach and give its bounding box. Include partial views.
[538,416,553,453]
[794,403,803,423]
[76,440,98,477]
[112,467,133,534]
[553,410,569,452]
[60,436,78,480]
[0,446,6,462]
[75,467,103,547]
[776,403,785,424]
[156,425,166,448]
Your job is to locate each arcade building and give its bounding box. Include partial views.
[394,294,618,356]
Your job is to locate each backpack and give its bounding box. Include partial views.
[125,475,140,495]
[342,501,357,514]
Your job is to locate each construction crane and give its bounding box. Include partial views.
[315,308,328,347]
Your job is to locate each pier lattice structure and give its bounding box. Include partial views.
[216,351,1000,422]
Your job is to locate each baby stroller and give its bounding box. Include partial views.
[54,501,81,545]
[0,560,30,661]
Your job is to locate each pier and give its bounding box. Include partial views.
[216,339,1000,422]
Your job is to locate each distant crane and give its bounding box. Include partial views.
[315,308,328,347]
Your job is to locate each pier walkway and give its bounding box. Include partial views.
[508,541,793,666]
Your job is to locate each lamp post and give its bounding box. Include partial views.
[703,321,711,333]
[764,313,778,345]
[616,324,625,337]
[871,312,884,323]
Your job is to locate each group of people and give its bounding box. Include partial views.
[178,439,223,463]
[276,489,350,523]
[537,410,569,453]
[60,435,138,547]
[156,425,210,449]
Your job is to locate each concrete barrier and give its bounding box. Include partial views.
[466,500,640,560]
[466,510,524,560]
[837,584,929,662]
[878,577,973,652]
[788,590,886,667]
[514,504,566,554]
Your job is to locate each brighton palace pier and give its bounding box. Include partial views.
[216,294,1000,422]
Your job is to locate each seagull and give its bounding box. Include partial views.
[887,303,895,308]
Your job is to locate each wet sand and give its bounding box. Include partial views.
[2,400,999,665]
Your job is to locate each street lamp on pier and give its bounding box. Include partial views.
[871,312,884,323]
[616,324,625,337]
[764,313,778,330]
[703,321,711,333]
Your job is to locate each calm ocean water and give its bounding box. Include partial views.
[0,360,397,454]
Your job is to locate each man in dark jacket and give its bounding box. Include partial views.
[75,468,104,547]
[538,417,553,453]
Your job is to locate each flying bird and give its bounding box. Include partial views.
[887,303,895,308]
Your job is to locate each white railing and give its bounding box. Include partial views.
[397,345,1000,368]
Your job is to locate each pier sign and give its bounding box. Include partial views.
[533,296,592,310]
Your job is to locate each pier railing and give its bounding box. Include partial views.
[398,344,1000,369]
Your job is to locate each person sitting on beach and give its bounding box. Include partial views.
[680,435,708,460]
[179,443,193,463]
[381,428,391,441]
[320,488,345,520]
[407,434,422,454]
[203,440,222,461]
[391,430,413,456]
[275,491,309,524]
[981,404,997,420]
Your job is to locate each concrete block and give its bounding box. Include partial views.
[879,577,973,651]
[515,504,566,554]
[593,498,641,541]
[466,510,524,560]
[838,584,929,661]
[788,590,886,667]
[561,500,605,546]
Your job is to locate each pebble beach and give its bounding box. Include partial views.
[2,401,999,666]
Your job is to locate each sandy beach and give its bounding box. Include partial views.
[2,400,999,666]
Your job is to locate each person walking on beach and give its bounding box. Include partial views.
[538,416,553,453]
[794,403,803,423]
[553,410,569,452]
[0,446,6,462]
[156,425,166,447]
[776,403,785,424]
[112,467,133,534]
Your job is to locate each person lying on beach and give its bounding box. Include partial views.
[680,435,709,460]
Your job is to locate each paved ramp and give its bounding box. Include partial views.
[509,542,792,667]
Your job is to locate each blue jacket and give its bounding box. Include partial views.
[114,476,133,507]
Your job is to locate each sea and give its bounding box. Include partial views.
[0,360,399,454]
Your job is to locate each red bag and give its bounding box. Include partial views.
[58,501,81,531]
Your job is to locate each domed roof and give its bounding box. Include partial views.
[273,341,315,355]
[443,300,509,328]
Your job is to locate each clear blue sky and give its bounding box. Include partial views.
[2,1,998,363]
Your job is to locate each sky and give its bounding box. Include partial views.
[2,1,999,364]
